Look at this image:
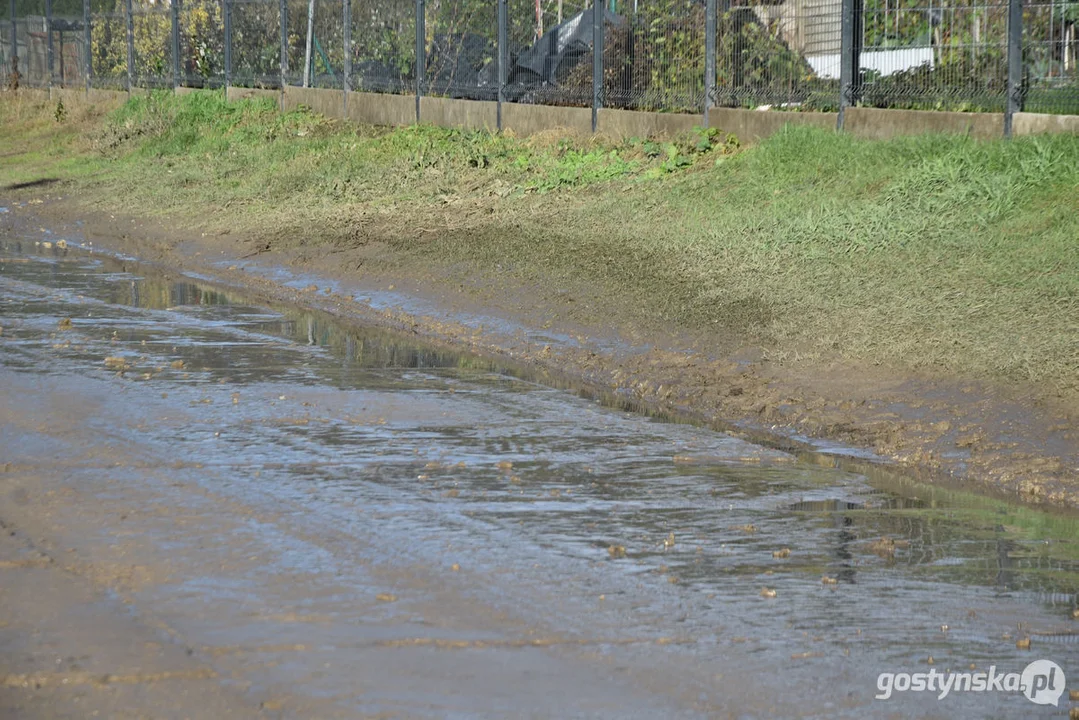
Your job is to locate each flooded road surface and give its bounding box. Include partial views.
[1,234,1078,719]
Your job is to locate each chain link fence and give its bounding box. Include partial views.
[6,0,1079,121]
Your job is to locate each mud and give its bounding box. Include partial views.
[3,193,1076,510]
[2,208,1079,718]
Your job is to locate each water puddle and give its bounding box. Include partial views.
[2,236,1077,717]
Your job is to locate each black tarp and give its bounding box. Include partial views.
[506,7,623,101]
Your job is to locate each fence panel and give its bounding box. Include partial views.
[131,0,171,87]
[859,0,1009,111]
[50,13,88,87]
[714,0,840,111]
[1022,0,1079,114]
[231,0,280,86]
[605,0,703,113]
[347,0,412,94]
[179,0,225,87]
[504,0,591,106]
[425,0,498,100]
[89,0,128,87]
[2,3,9,81]
[12,5,47,87]
[286,0,344,88]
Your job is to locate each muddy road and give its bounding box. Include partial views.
[1,235,1078,719]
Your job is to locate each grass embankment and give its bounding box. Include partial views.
[2,90,1077,394]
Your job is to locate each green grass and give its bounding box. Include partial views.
[2,89,1077,394]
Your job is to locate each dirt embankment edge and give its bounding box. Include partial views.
[4,194,1077,511]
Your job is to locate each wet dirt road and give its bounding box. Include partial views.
[1,236,1078,719]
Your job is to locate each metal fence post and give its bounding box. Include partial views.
[45,0,53,88]
[703,0,716,127]
[171,0,180,89]
[223,0,231,88]
[9,0,15,86]
[837,0,860,130]
[1004,0,1023,138]
[279,0,288,88]
[415,0,424,123]
[497,0,507,131]
[124,0,134,91]
[591,0,602,133]
[83,0,91,92]
[343,0,350,114]
[8,0,14,84]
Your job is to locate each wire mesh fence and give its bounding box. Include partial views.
[606,0,704,112]
[347,0,412,94]
[859,0,1009,111]
[716,0,840,110]
[179,0,225,87]
[89,0,129,88]
[22,16,47,88]
[131,0,173,87]
[230,0,280,86]
[7,0,1079,122]
[425,0,498,100]
[505,0,593,106]
[1023,0,1079,113]
[285,0,344,88]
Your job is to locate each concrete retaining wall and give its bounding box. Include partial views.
[707,108,838,141]
[420,96,498,132]
[598,108,701,140]
[47,86,127,112]
[88,88,128,105]
[283,86,345,119]
[844,107,1004,139]
[501,103,593,137]
[346,90,416,127]
[40,83,1069,144]
[225,86,281,106]
[1012,112,1079,136]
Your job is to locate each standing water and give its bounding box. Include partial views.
[1,233,1077,719]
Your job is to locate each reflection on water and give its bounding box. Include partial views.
[2,238,1078,718]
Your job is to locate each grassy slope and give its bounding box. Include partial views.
[2,90,1077,394]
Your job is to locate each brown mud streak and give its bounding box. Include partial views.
[3,193,1077,509]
